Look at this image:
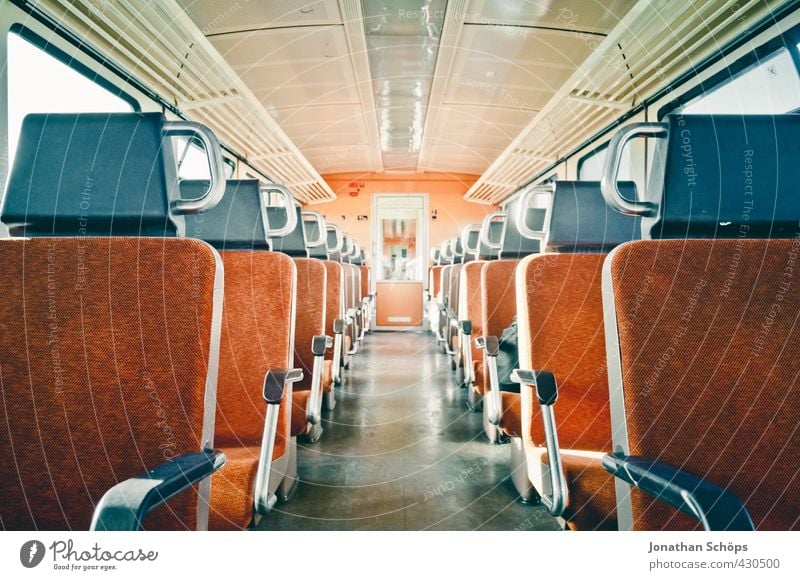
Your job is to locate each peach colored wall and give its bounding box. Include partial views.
[310,172,496,257]
[375,282,424,327]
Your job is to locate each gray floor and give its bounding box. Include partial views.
[258,330,561,531]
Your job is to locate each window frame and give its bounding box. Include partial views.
[656,24,800,119]
[9,24,141,112]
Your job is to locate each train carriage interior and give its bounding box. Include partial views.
[0,0,798,562]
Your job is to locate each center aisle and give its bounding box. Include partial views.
[258,330,560,531]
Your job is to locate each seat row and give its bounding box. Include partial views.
[0,112,372,530]
[428,113,799,531]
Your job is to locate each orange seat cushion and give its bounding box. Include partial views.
[322,360,333,393]
[0,238,218,530]
[209,446,260,530]
[541,451,617,531]
[324,262,343,337]
[499,392,522,438]
[210,251,296,531]
[609,239,800,531]
[293,258,327,393]
[291,390,311,437]
[517,254,612,452]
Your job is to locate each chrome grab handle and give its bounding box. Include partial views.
[165,121,226,215]
[452,236,464,258]
[440,239,453,261]
[516,183,554,241]
[326,224,344,253]
[260,184,298,238]
[600,122,667,217]
[461,224,481,255]
[302,210,328,247]
[479,211,506,250]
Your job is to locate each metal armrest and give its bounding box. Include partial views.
[307,335,332,424]
[91,449,225,531]
[601,454,755,531]
[254,368,303,515]
[511,369,567,517]
[359,298,371,340]
[443,311,458,356]
[476,336,501,424]
[346,308,360,354]
[332,318,345,385]
[459,320,474,386]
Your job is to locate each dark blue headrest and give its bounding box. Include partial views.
[463,228,480,262]
[182,179,266,250]
[2,112,181,237]
[451,236,464,264]
[501,198,544,259]
[547,181,640,252]
[478,221,504,260]
[648,114,800,239]
[326,228,342,263]
[267,205,308,257]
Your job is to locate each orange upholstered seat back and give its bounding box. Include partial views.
[448,264,461,313]
[324,261,344,350]
[607,239,800,530]
[516,254,612,452]
[214,251,296,462]
[459,261,485,390]
[429,265,442,298]
[0,238,220,531]
[293,258,327,391]
[360,265,371,298]
[479,260,518,395]
[440,265,452,306]
[481,260,518,338]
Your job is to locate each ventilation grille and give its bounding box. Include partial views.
[465,0,792,204]
[35,0,336,203]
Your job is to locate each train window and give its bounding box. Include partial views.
[678,48,800,114]
[578,144,633,181]
[6,30,133,168]
[175,136,236,179]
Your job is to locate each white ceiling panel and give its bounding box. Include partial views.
[466,0,637,35]
[305,145,376,173]
[176,0,383,178]
[176,0,342,35]
[208,26,357,105]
